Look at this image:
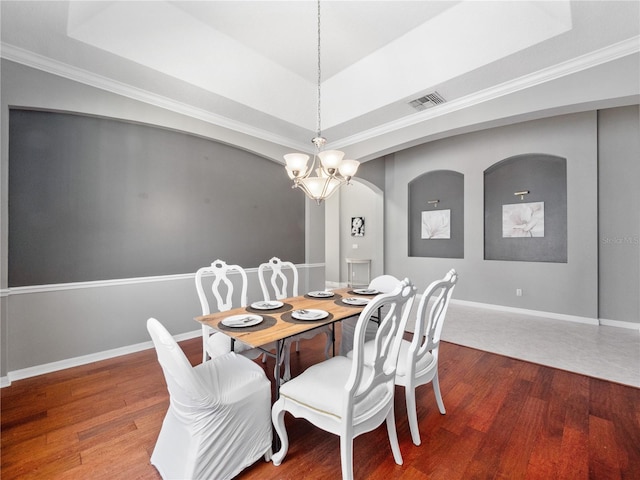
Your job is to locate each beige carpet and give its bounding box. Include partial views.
[407,301,640,388]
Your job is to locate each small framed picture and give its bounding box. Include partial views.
[421,209,451,239]
[351,217,365,236]
[502,202,545,237]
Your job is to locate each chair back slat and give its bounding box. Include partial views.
[345,278,416,419]
[195,260,249,362]
[195,259,248,314]
[258,257,298,301]
[412,269,458,367]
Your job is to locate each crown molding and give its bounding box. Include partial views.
[332,36,640,150]
[2,36,638,155]
[0,43,308,152]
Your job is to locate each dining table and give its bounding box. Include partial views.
[194,287,378,396]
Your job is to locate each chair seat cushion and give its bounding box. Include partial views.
[194,351,269,402]
[395,339,436,378]
[279,356,392,421]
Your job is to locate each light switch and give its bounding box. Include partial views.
[352,244,358,249]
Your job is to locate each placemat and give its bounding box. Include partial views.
[281,311,334,325]
[336,298,368,308]
[218,315,277,333]
[304,293,343,300]
[246,303,293,314]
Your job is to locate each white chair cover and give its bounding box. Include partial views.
[395,269,458,445]
[271,279,416,479]
[147,318,272,480]
[339,274,402,356]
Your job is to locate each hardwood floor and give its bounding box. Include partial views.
[2,330,639,479]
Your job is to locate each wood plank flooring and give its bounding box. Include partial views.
[2,330,639,479]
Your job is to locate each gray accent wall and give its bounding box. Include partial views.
[484,154,567,263]
[409,170,464,258]
[9,109,304,286]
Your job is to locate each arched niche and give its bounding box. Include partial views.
[408,170,464,258]
[484,153,567,262]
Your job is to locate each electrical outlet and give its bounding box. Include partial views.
[352,244,358,249]
[516,288,522,297]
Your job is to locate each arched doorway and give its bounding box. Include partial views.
[324,179,384,288]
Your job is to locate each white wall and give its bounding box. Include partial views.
[4,266,323,376]
[339,181,384,284]
[385,111,600,319]
[325,179,384,287]
[598,106,640,323]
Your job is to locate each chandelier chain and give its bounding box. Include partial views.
[283,0,359,204]
[316,0,322,141]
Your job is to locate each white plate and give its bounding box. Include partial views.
[343,297,370,306]
[307,290,335,298]
[250,300,284,310]
[291,309,329,321]
[353,288,379,295]
[221,314,263,328]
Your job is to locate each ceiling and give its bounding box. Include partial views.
[2,1,639,163]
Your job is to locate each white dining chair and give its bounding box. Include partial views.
[195,259,284,379]
[271,278,416,480]
[146,317,272,480]
[395,269,458,445]
[339,274,402,356]
[196,259,261,362]
[258,257,333,366]
[258,256,299,302]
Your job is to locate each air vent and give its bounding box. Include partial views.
[408,91,446,111]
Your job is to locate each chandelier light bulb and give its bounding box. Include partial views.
[317,150,345,171]
[338,159,360,179]
[284,153,310,177]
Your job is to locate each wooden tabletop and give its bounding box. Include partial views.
[194,288,371,348]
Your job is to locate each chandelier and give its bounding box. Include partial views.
[284,0,359,205]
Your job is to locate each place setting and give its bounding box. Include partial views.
[341,296,371,307]
[349,288,379,296]
[305,290,341,300]
[246,300,292,314]
[218,313,276,332]
[282,308,332,324]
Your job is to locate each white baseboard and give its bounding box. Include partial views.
[599,317,640,331]
[452,299,640,330]
[2,329,202,388]
[326,288,639,331]
[451,299,600,326]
